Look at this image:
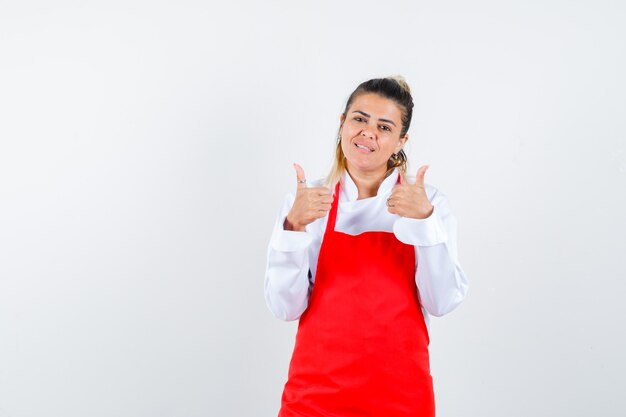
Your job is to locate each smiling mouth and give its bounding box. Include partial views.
[355,143,374,152]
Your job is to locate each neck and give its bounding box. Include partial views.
[346,165,392,199]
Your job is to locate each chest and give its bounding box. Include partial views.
[309,197,399,237]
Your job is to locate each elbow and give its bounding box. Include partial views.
[274,309,303,322]
[427,301,459,317]
[425,282,469,318]
[267,300,307,322]
[264,283,309,322]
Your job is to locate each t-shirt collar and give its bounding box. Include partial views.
[341,168,399,201]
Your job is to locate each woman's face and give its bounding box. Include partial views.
[339,93,407,177]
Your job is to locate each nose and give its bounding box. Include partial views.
[361,128,375,139]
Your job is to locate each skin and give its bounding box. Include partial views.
[285,93,433,232]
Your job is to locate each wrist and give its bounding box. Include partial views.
[284,216,306,232]
[410,204,434,220]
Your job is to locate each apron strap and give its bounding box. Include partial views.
[324,180,341,235]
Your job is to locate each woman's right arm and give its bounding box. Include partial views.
[265,165,333,321]
[264,192,315,321]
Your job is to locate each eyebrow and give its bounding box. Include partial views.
[351,110,397,127]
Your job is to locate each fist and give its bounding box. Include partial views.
[284,163,334,231]
[386,165,434,219]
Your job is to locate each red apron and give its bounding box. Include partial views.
[279,175,435,417]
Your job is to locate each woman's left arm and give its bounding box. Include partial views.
[392,188,470,317]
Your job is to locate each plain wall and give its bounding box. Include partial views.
[1,1,625,416]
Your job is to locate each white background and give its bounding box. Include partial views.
[1,1,625,416]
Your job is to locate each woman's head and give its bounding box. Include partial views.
[327,76,414,186]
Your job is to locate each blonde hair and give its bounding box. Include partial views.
[325,76,414,188]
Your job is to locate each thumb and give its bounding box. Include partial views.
[293,163,307,189]
[415,165,429,187]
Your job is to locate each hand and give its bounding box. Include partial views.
[386,165,434,219]
[284,163,334,231]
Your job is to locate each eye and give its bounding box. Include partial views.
[354,117,365,122]
[380,125,391,132]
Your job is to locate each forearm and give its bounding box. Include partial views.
[264,247,311,321]
[393,192,469,317]
[264,200,315,320]
[414,244,469,317]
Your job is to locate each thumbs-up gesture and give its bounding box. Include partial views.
[386,165,434,219]
[284,163,334,231]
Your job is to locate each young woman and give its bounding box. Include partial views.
[264,76,469,416]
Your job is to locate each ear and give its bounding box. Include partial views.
[396,134,408,151]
